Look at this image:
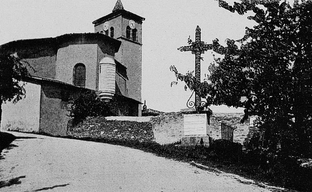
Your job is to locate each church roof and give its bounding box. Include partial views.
[24,76,141,104]
[113,0,124,12]
[0,33,121,57]
[92,2,145,25]
[25,76,89,90]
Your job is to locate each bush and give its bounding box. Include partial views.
[243,132,312,191]
[69,91,116,125]
[209,139,242,162]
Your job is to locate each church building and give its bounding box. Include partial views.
[0,0,145,136]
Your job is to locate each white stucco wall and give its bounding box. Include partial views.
[1,82,41,132]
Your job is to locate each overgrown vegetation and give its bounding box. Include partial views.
[68,116,154,142]
[69,91,117,125]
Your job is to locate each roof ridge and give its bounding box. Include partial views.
[113,0,124,12]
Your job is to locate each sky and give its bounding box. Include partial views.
[0,0,257,113]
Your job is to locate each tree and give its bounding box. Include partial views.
[171,1,312,157]
[0,53,30,126]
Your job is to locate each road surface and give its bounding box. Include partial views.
[0,132,280,192]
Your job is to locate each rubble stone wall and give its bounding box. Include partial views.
[68,117,154,142]
[150,113,184,145]
[68,113,250,145]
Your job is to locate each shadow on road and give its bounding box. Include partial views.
[33,183,70,191]
[0,132,38,159]
[0,143,19,160]
[0,132,16,155]
[0,175,26,189]
[15,136,38,140]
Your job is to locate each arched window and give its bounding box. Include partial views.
[132,29,137,42]
[126,26,131,39]
[73,63,86,87]
[110,27,114,38]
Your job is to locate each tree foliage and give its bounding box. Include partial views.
[172,1,312,157]
[0,53,30,104]
[0,53,31,124]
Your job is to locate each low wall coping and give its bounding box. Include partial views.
[105,116,153,122]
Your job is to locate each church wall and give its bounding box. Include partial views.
[94,16,123,38]
[116,73,128,96]
[116,99,139,116]
[26,56,57,79]
[1,42,57,79]
[115,41,142,103]
[39,84,77,136]
[96,44,116,63]
[55,44,98,90]
[96,46,105,90]
[1,83,41,132]
[121,17,143,44]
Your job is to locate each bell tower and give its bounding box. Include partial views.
[92,0,145,114]
[93,0,144,45]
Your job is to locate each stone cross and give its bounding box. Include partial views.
[178,26,213,110]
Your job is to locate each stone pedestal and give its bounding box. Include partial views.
[181,113,210,147]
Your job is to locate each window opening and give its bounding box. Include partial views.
[126,26,131,39]
[132,29,137,42]
[110,27,114,38]
[73,63,86,87]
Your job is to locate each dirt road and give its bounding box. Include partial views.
[0,132,278,192]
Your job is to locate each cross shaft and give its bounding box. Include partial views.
[178,26,213,110]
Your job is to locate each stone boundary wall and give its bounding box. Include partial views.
[105,116,152,122]
[208,113,250,144]
[68,117,154,142]
[150,113,184,145]
[107,113,184,145]
[68,113,250,145]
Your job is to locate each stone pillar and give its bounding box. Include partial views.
[181,113,210,147]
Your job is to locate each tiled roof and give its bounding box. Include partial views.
[0,33,122,56]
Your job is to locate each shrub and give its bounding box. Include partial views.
[69,91,116,125]
[243,132,312,191]
[209,139,242,162]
